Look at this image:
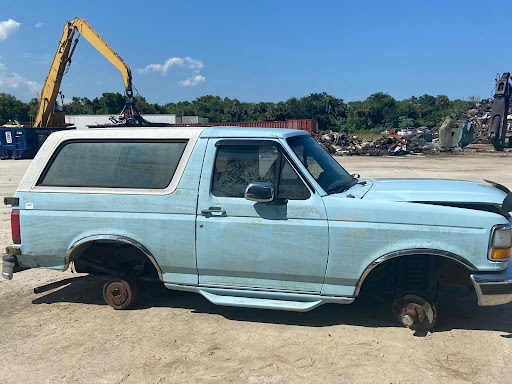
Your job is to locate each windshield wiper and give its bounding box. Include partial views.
[328,178,358,194]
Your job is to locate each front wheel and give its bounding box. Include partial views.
[392,292,437,331]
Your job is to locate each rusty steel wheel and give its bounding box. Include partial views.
[392,293,437,331]
[103,277,137,310]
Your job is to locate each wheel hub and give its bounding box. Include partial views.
[401,314,414,327]
[392,293,437,331]
[400,302,427,327]
[105,282,129,307]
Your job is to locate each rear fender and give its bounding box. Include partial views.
[65,234,163,281]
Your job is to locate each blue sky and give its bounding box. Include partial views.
[0,0,510,104]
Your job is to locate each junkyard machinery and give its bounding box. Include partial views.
[489,72,511,151]
[1,18,152,159]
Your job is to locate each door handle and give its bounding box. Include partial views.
[201,208,226,217]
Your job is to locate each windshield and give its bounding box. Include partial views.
[287,136,354,194]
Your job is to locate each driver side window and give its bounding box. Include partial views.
[212,144,310,200]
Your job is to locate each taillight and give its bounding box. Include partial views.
[11,210,21,244]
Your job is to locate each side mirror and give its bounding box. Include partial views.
[245,183,275,203]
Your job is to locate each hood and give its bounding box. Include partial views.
[362,178,508,215]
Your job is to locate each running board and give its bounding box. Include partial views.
[164,283,355,312]
[200,290,322,312]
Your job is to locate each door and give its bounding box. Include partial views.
[196,138,329,293]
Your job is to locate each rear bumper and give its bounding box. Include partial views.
[471,263,512,306]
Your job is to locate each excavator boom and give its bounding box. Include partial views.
[70,18,133,96]
[34,18,143,128]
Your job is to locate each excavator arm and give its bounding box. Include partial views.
[72,18,133,97]
[34,18,142,128]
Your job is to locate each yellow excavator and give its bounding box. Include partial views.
[35,17,146,128]
[1,18,151,159]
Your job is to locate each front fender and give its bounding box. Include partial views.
[321,198,505,296]
[352,248,476,296]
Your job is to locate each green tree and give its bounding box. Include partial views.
[435,95,450,110]
[1,91,478,131]
[337,115,368,133]
[362,92,397,128]
[135,95,157,114]
[398,116,414,129]
[0,93,30,125]
[96,92,126,114]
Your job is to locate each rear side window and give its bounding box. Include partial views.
[38,140,188,189]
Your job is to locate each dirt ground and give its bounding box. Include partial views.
[1,153,512,384]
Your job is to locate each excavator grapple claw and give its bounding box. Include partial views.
[489,73,511,151]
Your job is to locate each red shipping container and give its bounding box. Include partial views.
[169,119,317,133]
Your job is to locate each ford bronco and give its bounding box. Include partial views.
[3,126,512,330]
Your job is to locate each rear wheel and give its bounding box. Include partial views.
[392,292,437,331]
[102,277,137,310]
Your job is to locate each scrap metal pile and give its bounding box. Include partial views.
[313,130,448,156]
[314,132,403,156]
[452,99,503,143]
[314,99,512,156]
[438,98,512,147]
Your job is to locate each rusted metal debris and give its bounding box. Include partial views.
[392,134,407,145]
[452,98,512,144]
[313,130,444,156]
[439,119,474,148]
[313,131,405,156]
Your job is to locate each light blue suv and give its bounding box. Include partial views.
[3,126,512,330]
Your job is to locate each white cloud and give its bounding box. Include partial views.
[0,19,21,41]
[0,62,41,99]
[179,75,206,87]
[138,56,204,75]
[35,22,46,28]
[138,56,206,86]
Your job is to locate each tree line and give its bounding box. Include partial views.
[0,92,477,132]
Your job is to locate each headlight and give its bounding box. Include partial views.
[489,225,512,260]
